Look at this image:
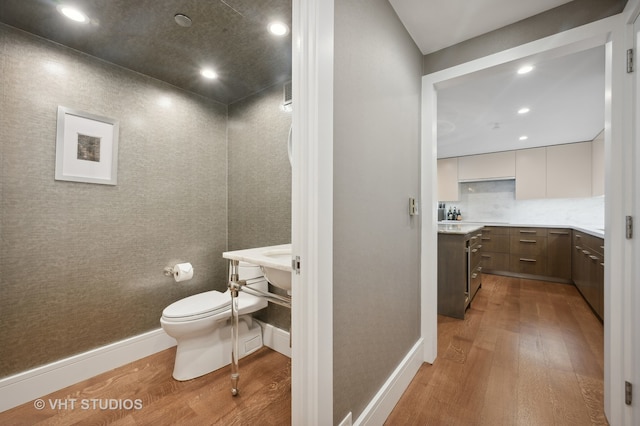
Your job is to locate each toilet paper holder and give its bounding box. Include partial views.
[163,265,176,277]
[163,262,193,281]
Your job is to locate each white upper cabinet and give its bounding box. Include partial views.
[457,151,516,181]
[591,130,604,197]
[437,158,459,201]
[546,142,592,198]
[515,147,546,200]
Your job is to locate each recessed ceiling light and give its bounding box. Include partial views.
[159,96,172,107]
[518,107,530,114]
[201,68,218,79]
[174,14,192,27]
[57,5,89,23]
[268,21,289,36]
[519,135,529,141]
[517,65,534,74]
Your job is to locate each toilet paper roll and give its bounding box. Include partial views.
[173,262,194,282]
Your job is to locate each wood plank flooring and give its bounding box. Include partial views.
[386,274,606,425]
[2,274,605,425]
[0,347,291,425]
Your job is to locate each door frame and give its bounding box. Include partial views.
[291,0,335,424]
[629,3,640,426]
[420,13,634,424]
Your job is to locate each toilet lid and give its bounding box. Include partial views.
[162,290,231,319]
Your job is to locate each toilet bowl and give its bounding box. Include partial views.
[160,262,268,381]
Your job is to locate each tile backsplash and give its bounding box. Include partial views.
[441,180,604,229]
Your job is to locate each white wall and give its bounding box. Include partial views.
[443,180,604,228]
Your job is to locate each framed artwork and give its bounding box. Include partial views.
[55,106,119,185]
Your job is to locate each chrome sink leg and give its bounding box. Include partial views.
[228,260,243,396]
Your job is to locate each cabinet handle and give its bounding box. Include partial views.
[520,239,537,243]
[589,255,599,261]
[520,258,537,263]
[471,273,478,279]
[575,245,582,250]
[600,263,605,267]
[470,236,478,240]
[582,250,591,255]
[477,245,483,249]
[549,231,569,235]
[472,249,478,253]
[477,267,483,272]
[519,230,537,234]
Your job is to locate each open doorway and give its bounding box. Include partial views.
[420,15,630,423]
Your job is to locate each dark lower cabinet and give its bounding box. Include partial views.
[479,225,603,323]
[482,226,572,283]
[438,229,483,319]
[572,231,604,321]
[547,229,572,280]
[481,226,510,273]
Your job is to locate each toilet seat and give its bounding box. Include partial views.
[162,290,230,322]
[161,286,267,323]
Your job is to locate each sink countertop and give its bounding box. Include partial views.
[223,244,292,271]
[437,221,604,238]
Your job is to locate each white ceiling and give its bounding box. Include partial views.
[388,0,605,159]
[388,0,574,55]
[437,46,605,159]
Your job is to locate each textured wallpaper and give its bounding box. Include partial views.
[0,24,230,377]
[228,84,292,330]
[332,0,423,422]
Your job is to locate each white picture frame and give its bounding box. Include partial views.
[55,106,119,185]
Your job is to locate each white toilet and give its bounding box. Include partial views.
[160,262,268,381]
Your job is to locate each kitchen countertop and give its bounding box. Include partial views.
[437,223,484,235]
[437,221,604,239]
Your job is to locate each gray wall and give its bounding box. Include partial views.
[423,0,626,74]
[333,0,422,422]
[0,24,291,378]
[228,85,292,251]
[228,84,292,330]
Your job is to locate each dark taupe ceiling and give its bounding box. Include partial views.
[0,0,292,105]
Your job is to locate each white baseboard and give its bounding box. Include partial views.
[353,338,424,426]
[0,321,291,413]
[339,411,353,426]
[0,329,176,413]
[256,320,291,358]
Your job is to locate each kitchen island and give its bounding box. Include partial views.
[437,224,484,319]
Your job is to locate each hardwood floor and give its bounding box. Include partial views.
[386,274,607,425]
[2,274,605,425]
[1,347,291,425]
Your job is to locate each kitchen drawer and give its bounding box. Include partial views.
[480,234,509,253]
[482,226,510,235]
[510,254,547,275]
[510,227,548,237]
[586,235,604,256]
[510,235,547,256]
[481,252,510,271]
[573,232,604,256]
[470,243,482,270]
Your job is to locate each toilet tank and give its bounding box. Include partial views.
[238,261,263,280]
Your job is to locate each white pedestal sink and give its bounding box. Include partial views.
[222,244,292,292]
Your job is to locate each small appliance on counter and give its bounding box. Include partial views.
[437,203,446,221]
